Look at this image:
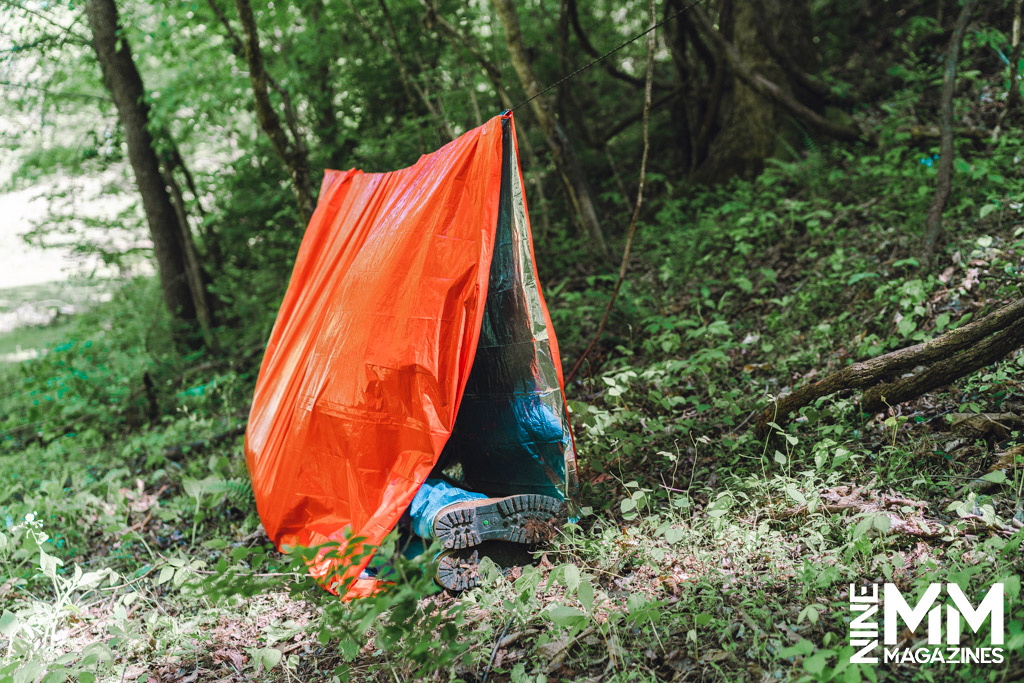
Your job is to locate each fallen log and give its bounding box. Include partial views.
[755,297,1024,436]
[862,322,1024,413]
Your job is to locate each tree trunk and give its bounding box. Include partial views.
[161,161,217,339]
[232,0,316,223]
[1007,0,1023,118]
[491,0,610,260]
[694,1,780,183]
[693,1,859,184]
[921,0,980,267]
[85,0,205,335]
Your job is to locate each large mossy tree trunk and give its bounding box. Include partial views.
[695,0,818,184]
[85,0,215,340]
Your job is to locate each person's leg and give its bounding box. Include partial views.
[408,478,488,540]
[405,476,564,593]
[408,477,564,547]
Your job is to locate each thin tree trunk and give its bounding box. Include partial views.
[232,0,316,223]
[166,141,223,266]
[85,0,204,335]
[306,0,344,153]
[1003,0,1022,123]
[491,0,610,260]
[921,0,979,267]
[665,0,703,172]
[161,163,217,339]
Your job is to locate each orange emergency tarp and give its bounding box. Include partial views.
[245,113,577,597]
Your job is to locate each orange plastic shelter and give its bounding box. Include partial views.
[245,113,577,598]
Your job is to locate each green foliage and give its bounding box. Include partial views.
[2,0,1024,680]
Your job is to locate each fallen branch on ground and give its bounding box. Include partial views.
[754,296,1024,436]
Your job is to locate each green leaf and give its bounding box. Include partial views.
[980,470,1007,484]
[258,647,282,669]
[979,204,998,219]
[39,550,63,579]
[563,564,580,591]
[183,478,204,500]
[778,638,814,658]
[547,605,588,628]
[847,272,878,285]
[154,566,174,586]
[1001,575,1020,599]
[664,527,685,544]
[787,486,807,506]
[578,580,594,612]
[852,517,873,539]
[873,515,891,533]
[0,610,18,638]
[803,650,831,675]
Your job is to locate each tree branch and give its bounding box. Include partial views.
[231,0,314,222]
[862,320,1024,413]
[566,0,672,91]
[600,88,681,144]
[0,79,105,100]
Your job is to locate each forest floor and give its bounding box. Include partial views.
[2,138,1024,683]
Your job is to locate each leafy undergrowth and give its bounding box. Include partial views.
[4,131,1024,683]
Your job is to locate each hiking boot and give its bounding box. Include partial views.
[435,541,536,591]
[432,493,565,549]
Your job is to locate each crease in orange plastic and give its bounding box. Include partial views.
[244,114,577,598]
